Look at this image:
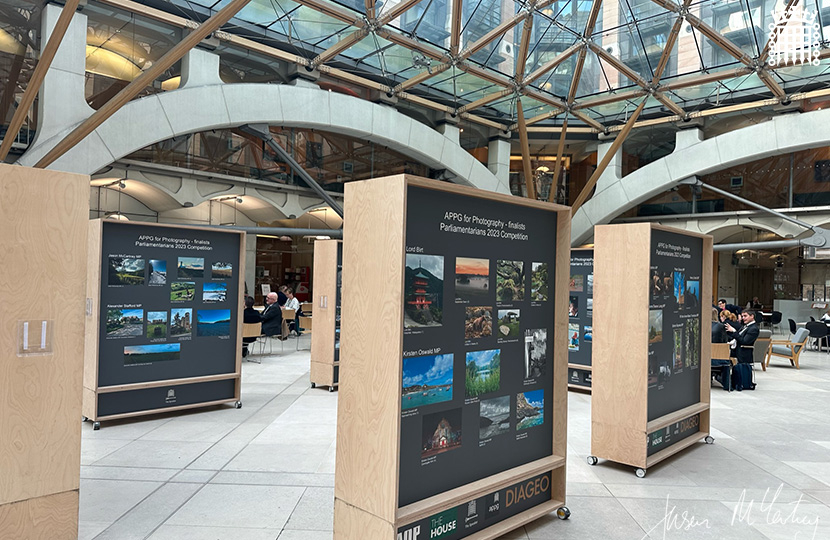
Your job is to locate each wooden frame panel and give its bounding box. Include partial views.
[334,175,571,539]
[591,223,713,470]
[310,239,341,389]
[82,220,245,424]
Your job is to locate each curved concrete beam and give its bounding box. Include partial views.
[572,108,830,245]
[18,84,509,195]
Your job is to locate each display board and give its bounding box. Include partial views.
[567,249,593,390]
[310,239,341,391]
[83,220,244,427]
[334,175,570,540]
[590,223,712,476]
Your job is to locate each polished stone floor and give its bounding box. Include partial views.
[79,336,830,540]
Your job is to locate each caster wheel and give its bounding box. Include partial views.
[635,468,646,478]
[92,422,100,431]
[329,386,335,393]
[556,507,571,520]
[235,401,242,409]
[705,436,714,445]
[587,456,598,466]
[311,382,316,388]
[82,416,88,423]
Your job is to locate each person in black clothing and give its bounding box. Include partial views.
[718,298,742,315]
[242,296,261,358]
[711,308,730,389]
[261,292,284,338]
[725,310,760,390]
[711,308,727,344]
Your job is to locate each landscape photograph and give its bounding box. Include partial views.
[497,309,520,339]
[479,396,510,440]
[530,262,548,301]
[170,308,192,337]
[203,282,228,302]
[524,329,547,379]
[465,349,500,398]
[146,311,168,339]
[148,259,167,285]
[455,257,490,302]
[465,306,492,340]
[673,327,683,371]
[178,257,204,279]
[584,325,592,342]
[685,318,700,367]
[517,390,544,430]
[404,254,443,328]
[171,281,196,302]
[568,323,579,351]
[401,353,453,410]
[421,408,462,458]
[496,260,524,302]
[648,309,663,343]
[674,271,685,307]
[124,343,181,366]
[685,280,700,310]
[211,262,233,279]
[197,309,231,337]
[108,256,145,286]
[106,308,143,338]
[587,273,593,294]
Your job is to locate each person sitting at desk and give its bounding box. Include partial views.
[725,310,759,391]
[261,292,285,340]
[242,296,261,357]
[284,287,304,336]
[711,308,730,389]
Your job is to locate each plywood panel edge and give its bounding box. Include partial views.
[699,236,713,424]
[0,490,79,540]
[335,176,406,524]
[553,209,571,463]
[334,498,395,540]
[83,220,104,419]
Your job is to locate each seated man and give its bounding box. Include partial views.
[242,296,261,357]
[724,310,759,390]
[261,292,285,339]
[718,298,742,315]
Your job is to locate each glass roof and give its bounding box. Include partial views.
[114,0,830,128]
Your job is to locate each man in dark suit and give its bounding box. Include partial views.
[242,296,261,357]
[260,292,284,338]
[725,310,759,390]
[718,299,742,315]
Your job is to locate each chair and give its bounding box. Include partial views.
[770,311,783,334]
[711,343,734,391]
[300,302,313,315]
[788,319,797,336]
[766,327,810,369]
[753,329,771,372]
[805,321,829,353]
[296,315,312,351]
[242,322,262,364]
[810,316,816,322]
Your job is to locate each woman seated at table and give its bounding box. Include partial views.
[719,309,740,329]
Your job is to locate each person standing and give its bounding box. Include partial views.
[724,310,759,390]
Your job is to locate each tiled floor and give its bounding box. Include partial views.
[80,338,830,539]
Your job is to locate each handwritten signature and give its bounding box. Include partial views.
[640,496,710,539]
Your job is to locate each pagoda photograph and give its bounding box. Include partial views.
[421,408,462,458]
[404,254,443,328]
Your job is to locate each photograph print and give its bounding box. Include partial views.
[587,273,594,294]
[569,274,583,292]
[404,254,443,328]
[124,343,180,366]
[496,260,524,302]
[177,257,204,279]
[465,306,492,340]
[465,349,500,399]
[584,325,592,342]
[402,353,453,410]
[685,280,700,310]
[524,329,547,379]
[569,296,579,317]
[170,308,192,337]
[516,390,544,430]
[648,309,663,343]
[497,309,520,339]
[673,327,683,371]
[106,308,143,338]
[108,256,145,286]
[421,408,462,458]
[171,281,196,302]
[479,396,510,440]
[568,323,579,351]
[148,259,167,285]
[673,271,685,307]
[146,311,168,339]
[203,282,228,302]
[211,262,233,279]
[455,257,490,302]
[685,318,700,367]
[196,309,231,337]
[530,262,549,301]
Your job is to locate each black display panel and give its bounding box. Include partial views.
[97,379,236,417]
[98,222,240,387]
[647,230,703,421]
[398,186,556,508]
[567,250,593,377]
[396,471,553,540]
[647,413,701,456]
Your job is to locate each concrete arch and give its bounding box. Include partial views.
[19,83,508,194]
[572,108,830,245]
